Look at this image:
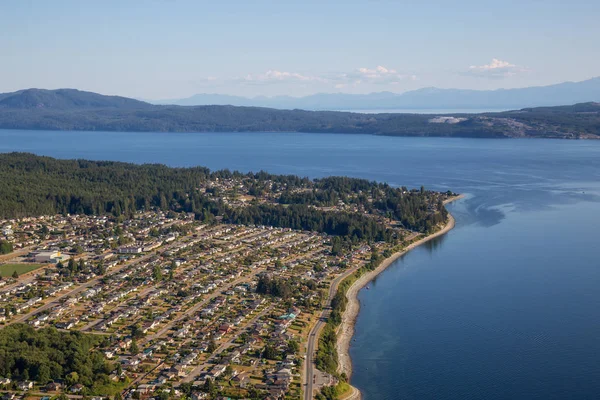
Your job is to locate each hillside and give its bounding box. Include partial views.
[0,89,598,139]
[0,88,152,110]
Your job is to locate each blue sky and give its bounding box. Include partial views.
[1,0,599,98]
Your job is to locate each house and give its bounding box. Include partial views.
[191,393,208,400]
[46,382,62,391]
[211,364,227,378]
[70,383,84,393]
[232,372,250,388]
[137,384,155,394]
[117,245,142,254]
[218,323,232,334]
[18,381,34,391]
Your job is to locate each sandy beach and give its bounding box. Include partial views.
[335,195,463,399]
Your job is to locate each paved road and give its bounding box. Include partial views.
[303,266,360,400]
[181,305,272,384]
[7,229,191,326]
[143,268,265,343]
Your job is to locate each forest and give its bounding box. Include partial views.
[0,324,114,389]
[0,153,449,239]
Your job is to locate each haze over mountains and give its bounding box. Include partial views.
[153,77,600,111]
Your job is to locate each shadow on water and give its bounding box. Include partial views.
[423,231,448,253]
[370,231,450,290]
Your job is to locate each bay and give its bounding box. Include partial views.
[2,129,600,399]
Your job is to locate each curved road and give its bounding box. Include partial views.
[303,265,360,400]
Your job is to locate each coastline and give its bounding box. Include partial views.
[336,195,464,399]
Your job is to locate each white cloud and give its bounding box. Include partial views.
[192,65,416,91]
[328,65,415,87]
[466,58,528,78]
[243,70,324,84]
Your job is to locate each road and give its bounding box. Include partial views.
[7,229,193,326]
[303,265,360,400]
[181,305,272,384]
[143,267,265,343]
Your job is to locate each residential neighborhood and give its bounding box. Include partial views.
[0,210,379,400]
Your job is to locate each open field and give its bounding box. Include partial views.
[0,263,43,277]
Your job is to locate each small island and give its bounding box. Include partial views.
[0,153,460,400]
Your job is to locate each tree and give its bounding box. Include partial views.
[114,392,123,400]
[0,240,12,254]
[130,340,139,355]
[263,344,278,360]
[203,378,216,395]
[68,258,77,274]
[207,340,217,354]
[97,262,106,275]
[157,391,169,400]
[65,371,79,386]
[12,270,18,279]
[286,340,299,355]
[130,323,144,338]
[152,265,162,281]
[179,382,193,397]
[37,364,51,384]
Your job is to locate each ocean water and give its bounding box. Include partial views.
[338,108,510,114]
[2,130,600,399]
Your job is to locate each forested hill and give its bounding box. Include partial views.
[0,88,598,139]
[0,88,151,110]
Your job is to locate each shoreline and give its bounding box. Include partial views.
[336,195,464,399]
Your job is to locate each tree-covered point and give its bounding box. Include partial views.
[0,324,113,388]
[0,153,451,238]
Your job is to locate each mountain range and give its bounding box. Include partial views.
[0,88,598,139]
[153,77,600,111]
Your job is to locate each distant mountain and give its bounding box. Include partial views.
[0,88,598,139]
[155,78,600,110]
[0,88,152,110]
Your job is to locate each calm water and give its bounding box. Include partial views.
[2,130,600,399]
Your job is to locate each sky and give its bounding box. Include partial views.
[1,0,599,99]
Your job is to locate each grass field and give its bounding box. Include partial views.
[0,263,44,277]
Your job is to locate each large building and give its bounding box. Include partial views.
[34,251,70,263]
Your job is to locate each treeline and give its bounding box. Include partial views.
[0,154,448,241]
[227,204,393,242]
[315,251,385,375]
[280,176,448,232]
[0,153,212,217]
[0,324,113,388]
[256,275,293,299]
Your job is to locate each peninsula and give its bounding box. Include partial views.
[0,153,456,400]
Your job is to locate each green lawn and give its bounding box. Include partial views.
[0,263,44,277]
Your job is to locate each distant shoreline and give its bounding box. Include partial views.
[336,195,464,399]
